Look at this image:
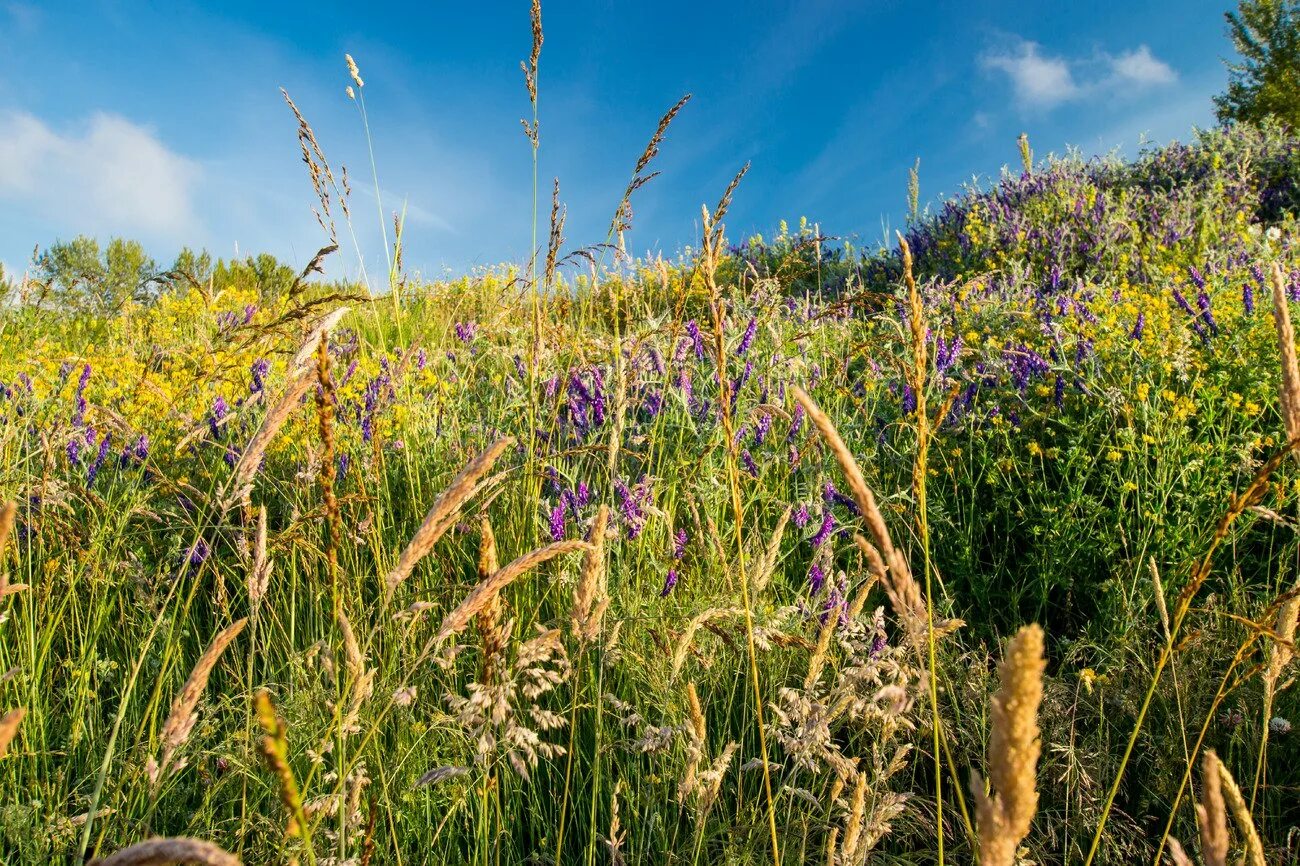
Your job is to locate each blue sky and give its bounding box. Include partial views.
[0,0,1233,283]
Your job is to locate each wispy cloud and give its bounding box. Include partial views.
[1108,45,1177,87]
[981,38,1177,111]
[982,41,1079,109]
[0,111,202,242]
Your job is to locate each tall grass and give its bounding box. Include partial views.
[1,10,1300,864]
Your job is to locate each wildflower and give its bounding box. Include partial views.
[736,317,757,356]
[808,562,825,595]
[1243,282,1255,315]
[454,321,478,344]
[685,320,704,359]
[787,403,804,440]
[73,363,91,426]
[935,333,963,375]
[754,413,772,446]
[549,500,567,542]
[661,568,679,597]
[208,396,230,442]
[392,686,417,707]
[1197,291,1219,336]
[741,450,759,477]
[87,432,111,487]
[1270,716,1292,736]
[66,436,82,466]
[1130,311,1145,340]
[615,477,653,540]
[1188,265,1206,291]
[673,528,688,559]
[793,503,810,528]
[1171,286,1197,318]
[810,510,834,548]
[823,481,861,516]
[250,358,270,393]
[184,539,211,571]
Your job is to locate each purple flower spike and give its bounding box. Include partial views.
[661,568,679,597]
[549,500,567,542]
[808,562,825,595]
[736,317,757,356]
[673,528,688,559]
[811,510,834,548]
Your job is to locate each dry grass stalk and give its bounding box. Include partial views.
[752,505,792,594]
[571,504,610,643]
[0,500,24,598]
[434,539,590,645]
[1196,750,1229,866]
[0,708,25,758]
[90,837,241,866]
[149,619,248,786]
[973,624,1045,866]
[851,534,925,637]
[475,517,507,684]
[670,607,740,678]
[1166,838,1194,866]
[604,781,627,866]
[290,307,351,376]
[805,614,837,690]
[544,178,566,289]
[227,370,318,511]
[1208,750,1265,866]
[792,387,935,641]
[248,505,271,608]
[1270,262,1300,444]
[610,93,693,252]
[0,500,14,557]
[840,770,868,862]
[383,436,515,598]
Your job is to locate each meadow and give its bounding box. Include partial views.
[2,43,1300,866]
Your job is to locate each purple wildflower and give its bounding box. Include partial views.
[208,396,229,441]
[673,528,688,559]
[1131,312,1145,340]
[87,432,111,487]
[808,562,825,595]
[685,320,704,359]
[73,363,91,426]
[661,568,679,597]
[736,317,757,356]
[811,510,834,548]
[1243,282,1255,315]
[615,477,653,540]
[741,450,759,478]
[787,403,804,441]
[823,482,861,516]
[549,500,567,542]
[454,321,478,344]
[250,358,270,394]
[793,503,810,528]
[754,413,772,446]
[1197,291,1219,336]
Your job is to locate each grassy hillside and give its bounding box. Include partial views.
[1,121,1299,864]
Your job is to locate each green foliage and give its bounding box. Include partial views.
[1215,0,1300,127]
[32,235,159,315]
[212,253,297,303]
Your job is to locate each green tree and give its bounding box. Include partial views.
[212,253,297,303]
[34,236,159,315]
[1214,0,1300,127]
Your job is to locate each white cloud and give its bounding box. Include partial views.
[982,38,1177,111]
[982,41,1079,109]
[0,110,201,241]
[1109,45,1177,87]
